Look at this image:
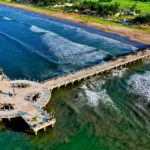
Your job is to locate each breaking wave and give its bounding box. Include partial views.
[21,13,136,50]
[30,25,49,33]
[110,68,128,78]
[1,12,137,58]
[128,72,150,101]
[30,25,108,66]
[16,12,137,53]
[3,16,12,20]
[80,80,118,109]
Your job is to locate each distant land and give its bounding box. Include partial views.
[0,0,150,44]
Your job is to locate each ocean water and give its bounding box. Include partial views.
[0,5,150,150]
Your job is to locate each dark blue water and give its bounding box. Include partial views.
[0,5,150,150]
[0,5,148,81]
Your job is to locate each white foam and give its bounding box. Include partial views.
[7,11,136,51]
[128,71,150,101]
[43,32,107,65]
[49,17,134,49]
[64,27,136,50]
[111,68,128,78]
[30,25,49,33]
[3,16,12,20]
[84,89,100,107]
[30,25,107,65]
[26,14,136,51]
[80,80,118,108]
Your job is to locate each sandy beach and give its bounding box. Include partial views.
[0,1,150,44]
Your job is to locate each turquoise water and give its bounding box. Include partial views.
[0,5,150,150]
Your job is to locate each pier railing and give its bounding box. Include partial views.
[43,49,150,90]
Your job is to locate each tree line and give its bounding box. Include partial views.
[66,1,120,17]
[12,0,150,24]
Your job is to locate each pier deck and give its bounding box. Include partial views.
[20,106,56,135]
[0,49,150,134]
[0,78,55,134]
[43,49,150,90]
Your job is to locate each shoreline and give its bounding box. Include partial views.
[0,1,150,44]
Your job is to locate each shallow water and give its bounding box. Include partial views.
[0,5,150,150]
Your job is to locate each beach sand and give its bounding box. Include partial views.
[0,1,150,44]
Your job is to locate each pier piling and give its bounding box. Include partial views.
[43,49,150,90]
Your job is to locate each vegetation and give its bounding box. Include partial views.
[0,0,150,32]
[31,117,38,122]
[9,0,150,15]
[65,1,120,17]
[131,0,150,2]
[10,0,150,12]
[134,13,150,24]
[81,0,150,13]
[63,0,150,26]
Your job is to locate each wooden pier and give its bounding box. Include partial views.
[0,48,150,135]
[43,49,150,90]
[20,106,56,135]
[0,78,56,135]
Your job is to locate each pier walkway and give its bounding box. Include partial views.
[0,48,150,135]
[0,78,56,135]
[43,49,150,90]
[20,106,56,135]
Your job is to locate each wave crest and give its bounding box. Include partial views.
[80,80,118,109]
[29,25,108,65]
[128,72,150,101]
[3,16,12,20]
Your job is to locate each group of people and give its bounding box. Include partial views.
[11,83,30,88]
